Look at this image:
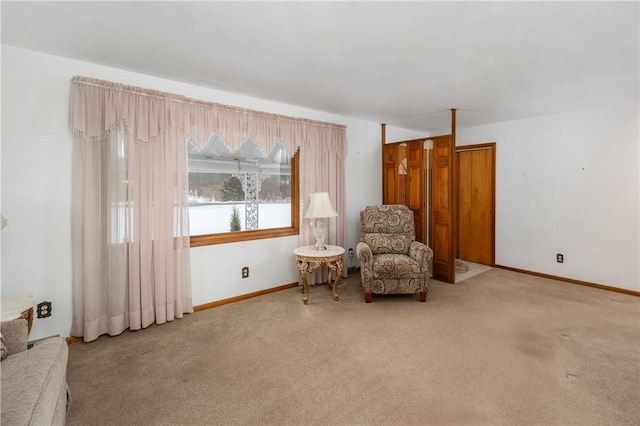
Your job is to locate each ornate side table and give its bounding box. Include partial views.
[294,245,345,305]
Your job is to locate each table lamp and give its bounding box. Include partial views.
[303,192,338,250]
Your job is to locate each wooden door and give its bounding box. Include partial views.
[431,135,455,283]
[457,144,495,265]
[406,140,424,243]
[383,143,399,205]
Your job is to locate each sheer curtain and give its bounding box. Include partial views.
[71,119,192,342]
[299,125,348,283]
[69,76,347,341]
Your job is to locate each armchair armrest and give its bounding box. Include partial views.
[356,241,375,293]
[409,241,434,276]
[1,319,29,355]
[356,241,373,266]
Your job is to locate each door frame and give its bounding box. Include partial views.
[455,142,496,266]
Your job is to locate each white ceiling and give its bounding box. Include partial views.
[1,1,638,133]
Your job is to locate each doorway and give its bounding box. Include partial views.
[456,143,496,266]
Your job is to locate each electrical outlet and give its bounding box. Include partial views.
[37,301,52,318]
[348,248,354,258]
[556,253,564,263]
[242,266,249,278]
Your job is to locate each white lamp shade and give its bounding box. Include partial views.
[304,192,338,219]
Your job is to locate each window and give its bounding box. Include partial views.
[188,135,299,247]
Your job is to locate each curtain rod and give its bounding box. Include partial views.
[71,76,347,130]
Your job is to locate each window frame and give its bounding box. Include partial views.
[189,151,299,247]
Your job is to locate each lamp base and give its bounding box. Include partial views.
[312,218,328,250]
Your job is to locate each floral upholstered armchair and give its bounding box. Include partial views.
[356,205,433,303]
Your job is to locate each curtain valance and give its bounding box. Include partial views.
[69,76,347,159]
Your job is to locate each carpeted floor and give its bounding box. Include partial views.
[66,268,640,425]
[455,259,493,283]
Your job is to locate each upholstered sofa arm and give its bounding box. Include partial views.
[1,319,28,356]
[409,242,434,276]
[1,335,69,425]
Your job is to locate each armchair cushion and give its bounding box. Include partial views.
[372,254,423,278]
[363,233,414,255]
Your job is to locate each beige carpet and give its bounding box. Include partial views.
[66,269,640,425]
[455,259,470,274]
[455,260,493,283]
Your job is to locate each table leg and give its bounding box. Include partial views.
[296,267,310,304]
[301,273,310,305]
[329,258,343,301]
[295,259,312,304]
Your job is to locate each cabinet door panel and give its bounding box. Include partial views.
[431,136,455,283]
[384,165,397,205]
[383,139,427,243]
[407,141,424,242]
[383,144,398,204]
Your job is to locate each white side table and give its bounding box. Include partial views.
[294,245,345,304]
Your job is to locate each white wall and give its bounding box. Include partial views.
[1,45,427,340]
[457,103,640,292]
